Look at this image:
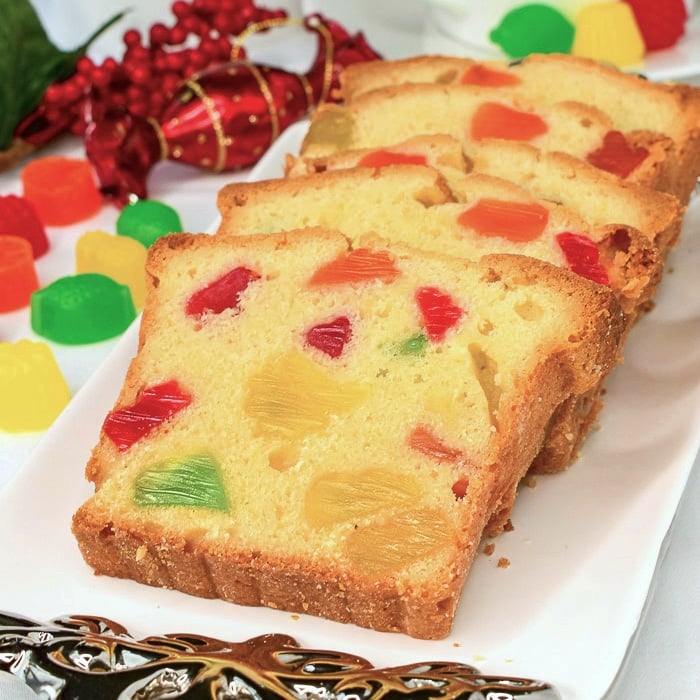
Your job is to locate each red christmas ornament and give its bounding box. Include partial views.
[15,0,288,148]
[82,14,380,203]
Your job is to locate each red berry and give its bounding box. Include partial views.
[149,22,170,46]
[623,0,687,50]
[123,29,141,48]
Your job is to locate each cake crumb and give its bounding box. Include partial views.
[503,518,515,532]
[483,542,496,556]
[524,474,538,488]
[497,557,510,569]
[290,614,300,621]
[452,642,461,648]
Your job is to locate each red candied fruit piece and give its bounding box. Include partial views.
[0,195,49,258]
[186,266,260,317]
[357,150,428,168]
[305,315,353,358]
[460,64,522,87]
[458,198,549,242]
[471,102,548,141]
[586,131,649,179]
[415,286,464,342]
[556,232,610,286]
[103,379,193,451]
[451,477,469,500]
[308,248,400,286]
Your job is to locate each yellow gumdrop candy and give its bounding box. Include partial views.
[572,3,645,66]
[75,230,148,309]
[0,340,71,432]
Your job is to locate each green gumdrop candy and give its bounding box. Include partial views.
[489,3,575,58]
[31,273,136,345]
[133,454,230,511]
[116,198,183,248]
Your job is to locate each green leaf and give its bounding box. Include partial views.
[0,0,126,149]
[134,454,231,512]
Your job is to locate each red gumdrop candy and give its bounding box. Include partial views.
[556,232,610,286]
[586,131,649,179]
[0,195,49,258]
[21,157,102,226]
[471,102,548,141]
[102,380,193,451]
[623,0,687,50]
[186,266,261,318]
[458,198,549,242]
[0,237,39,312]
[357,150,428,168]
[305,315,353,358]
[460,64,522,87]
[308,248,401,286]
[415,286,464,342]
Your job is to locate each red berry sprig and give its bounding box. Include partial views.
[16,0,287,145]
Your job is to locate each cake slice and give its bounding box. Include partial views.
[72,228,624,639]
[216,166,657,473]
[299,82,673,193]
[217,164,661,319]
[286,134,684,260]
[338,54,700,202]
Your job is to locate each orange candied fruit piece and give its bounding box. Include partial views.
[458,198,549,242]
[471,102,548,141]
[21,156,102,226]
[308,248,400,286]
[0,237,39,312]
[460,64,522,87]
[357,150,428,168]
[586,130,649,179]
[409,425,462,462]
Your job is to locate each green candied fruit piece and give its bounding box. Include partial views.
[395,332,429,356]
[134,454,230,511]
[116,198,183,248]
[489,4,575,58]
[30,273,136,345]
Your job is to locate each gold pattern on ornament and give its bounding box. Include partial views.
[147,118,169,162]
[183,77,227,172]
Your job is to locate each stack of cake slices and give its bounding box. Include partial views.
[73,53,700,640]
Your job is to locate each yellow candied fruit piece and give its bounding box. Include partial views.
[303,467,422,528]
[572,3,645,67]
[243,349,368,440]
[0,340,71,432]
[346,508,454,576]
[75,229,148,309]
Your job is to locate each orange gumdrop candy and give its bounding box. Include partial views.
[458,198,549,242]
[0,237,39,312]
[471,102,548,141]
[308,248,400,285]
[21,157,102,226]
[460,64,522,87]
[357,150,428,168]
